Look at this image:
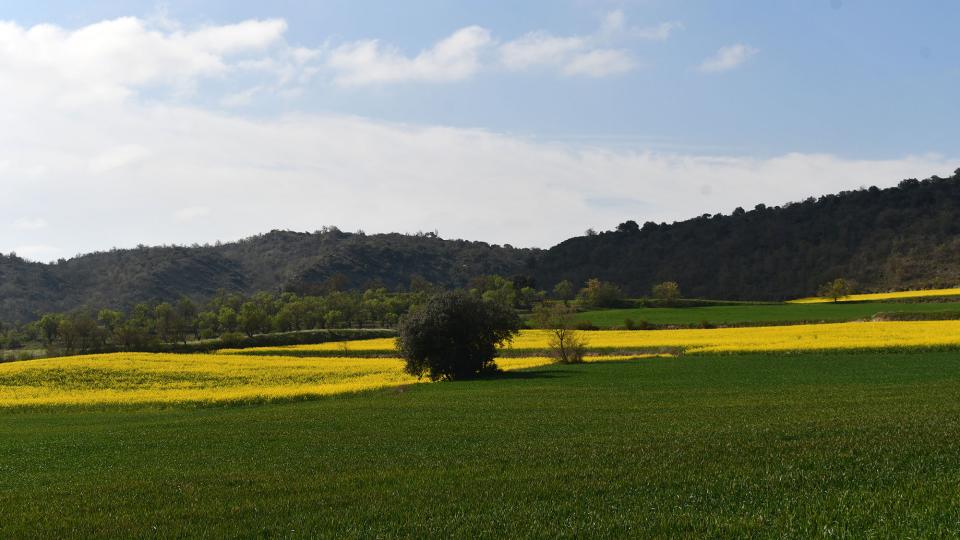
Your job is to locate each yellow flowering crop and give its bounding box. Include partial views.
[788,287,960,303]
[0,352,656,407]
[249,321,960,356]
[509,321,960,354]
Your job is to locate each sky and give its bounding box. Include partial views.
[2,1,959,262]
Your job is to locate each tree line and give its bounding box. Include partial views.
[0,275,639,358]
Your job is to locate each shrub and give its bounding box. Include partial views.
[397,291,521,381]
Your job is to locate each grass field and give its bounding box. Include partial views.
[3,352,960,537]
[573,300,960,328]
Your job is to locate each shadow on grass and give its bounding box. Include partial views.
[473,369,577,382]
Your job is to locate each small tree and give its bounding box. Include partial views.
[532,302,587,364]
[396,291,520,381]
[577,278,624,308]
[818,278,853,303]
[552,280,575,304]
[652,281,681,304]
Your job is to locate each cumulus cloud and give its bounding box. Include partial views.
[327,26,492,86]
[698,43,758,72]
[0,17,308,107]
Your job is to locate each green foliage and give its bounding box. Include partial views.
[576,278,625,309]
[397,291,520,381]
[552,279,575,302]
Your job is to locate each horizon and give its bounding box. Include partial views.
[2,1,959,261]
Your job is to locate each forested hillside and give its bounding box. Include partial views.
[3,169,960,322]
[0,230,535,323]
[534,169,960,300]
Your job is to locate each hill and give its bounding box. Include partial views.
[0,230,535,323]
[533,169,960,300]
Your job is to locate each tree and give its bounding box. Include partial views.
[396,291,520,381]
[651,281,681,304]
[154,303,176,343]
[552,280,575,304]
[97,309,123,337]
[239,302,269,337]
[616,220,640,233]
[532,302,587,364]
[577,278,624,308]
[37,314,62,345]
[218,307,239,334]
[818,278,853,303]
[175,297,199,342]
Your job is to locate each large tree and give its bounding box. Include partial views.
[396,291,520,381]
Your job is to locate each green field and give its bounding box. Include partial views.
[574,301,960,328]
[3,352,960,537]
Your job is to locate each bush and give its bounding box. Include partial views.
[651,281,681,305]
[624,318,653,330]
[397,291,521,381]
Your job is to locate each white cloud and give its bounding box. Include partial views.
[499,32,587,71]
[601,10,681,41]
[498,10,670,78]
[562,49,635,77]
[0,17,301,107]
[12,218,47,231]
[699,43,758,73]
[632,21,683,41]
[327,26,492,86]
[88,144,150,174]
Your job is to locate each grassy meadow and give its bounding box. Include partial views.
[3,352,960,537]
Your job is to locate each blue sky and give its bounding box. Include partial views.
[1,1,958,260]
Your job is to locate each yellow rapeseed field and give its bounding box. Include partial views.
[235,321,960,356]
[0,352,657,407]
[788,287,960,303]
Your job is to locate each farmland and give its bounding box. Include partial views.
[0,352,644,407]
[3,352,960,536]
[6,305,960,535]
[573,299,960,328]
[222,321,960,357]
[788,287,960,303]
